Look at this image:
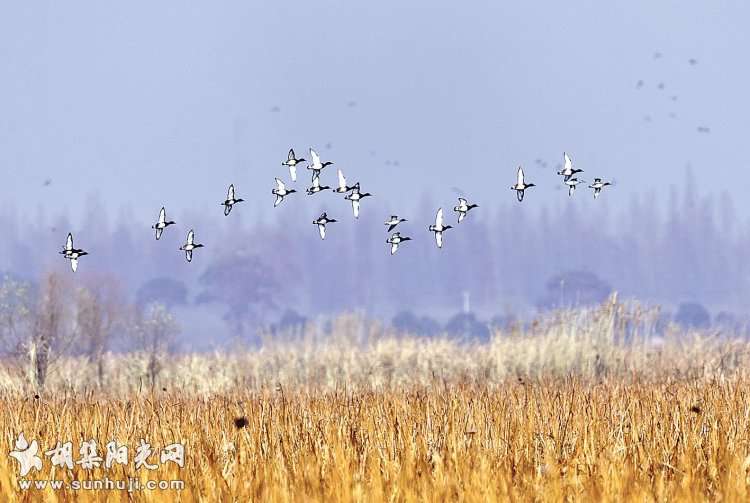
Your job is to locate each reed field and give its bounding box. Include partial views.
[2,298,750,502]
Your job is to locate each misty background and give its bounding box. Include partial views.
[1,1,749,349]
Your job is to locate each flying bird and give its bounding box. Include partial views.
[152,207,176,240]
[385,215,407,232]
[281,149,305,182]
[59,233,88,272]
[563,177,586,197]
[344,186,372,219]
[453,198,478,223]
[306,174,330,195]
[510,166,535,202]
[312,212,337,240]
[386,232,411,255]
[332,169,355,193]
[588,178,612,199]
[428,208,452,249]
[557,153,583,181]
[272,178,296,207]
[179,229,204,262]
[307,148,333,181]
[221,184,244,216]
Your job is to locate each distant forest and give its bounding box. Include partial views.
[0,169,747,339]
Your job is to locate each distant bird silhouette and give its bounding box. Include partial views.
[221,184,244,216]
[272,178,296,207]
[282,149,305,182]
[306,174,330,195]
[636,80,644,89]
[657,82,665,90]
[453,198,478,223]
[270,106,280,113]
[60,233,88,272]
[387,232,411,255]
[344,186,372,219]
[688,58,698,66]
[511,166,535,202]
[179,230,203,262]
[347,100,357,108]
[653,51,662,59]
[42,179,52,187]
[428,208,452,249]
[697,126,711,134]
[313,213,337,240]
[588,178,612,199]
[307,148,333,181]
[152,207,175,240]
[385,215,407,232]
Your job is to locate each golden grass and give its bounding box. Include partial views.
[2,379,750,502]
[2,300,750,501]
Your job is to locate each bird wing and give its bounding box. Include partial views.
[155,227,163,240]
[289,165,297,182]
[391,242,399,255]
[159,207,166,225]
[288,149,295,161]
[337,169,347,190]
[436,208,444,227]
[65,233,73,252]
[388,223,397,232]
[458,211,466,223]
[458,198,467,206]
[517,167,525,187]
[70,257,78,272]
[224,204,232,216]
[352,199,360,219]
[275,178,285,191]
[310,148,321,169]
[564,153,572,173]
[274,194,283,207]
[227,184,235,200]
[318,224,326,240]
[187,230,195,245]
[185,250,193,262]
[435,231,443,248]
[312,174,320,188]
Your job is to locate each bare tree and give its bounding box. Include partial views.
[131,303,179,388]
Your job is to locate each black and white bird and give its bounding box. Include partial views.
[344,186,372,219]
[332,169,355,194]
[453,198,478,223]
[510,166,535,202]
[221,184,244,216]
[588,178,612,199]
[563,177,586,197]
[557,153,583,181]
[179,229,204,262]
[385,215,407,232]
[386,232,411,255]
[312,212,337,240]
[59,233,88,272]
[306,174,330,195]
[152,207,176,240]
[428,208,453,249]
[272,178,296,207]
[307,148,333,182]
[281,149,305,182]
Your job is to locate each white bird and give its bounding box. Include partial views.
[306,148,333,181]
[151,207,176,240]
[179,229,204,262]
[386,232,411,255]
[453,198,478,223]
[272,178,296,207]
[385,215,407,232]
[428,208,453,249]
[510,166,535,202]
[557,152,583,181]
[312,212,337,240]
[281,149,305,182]
[564,177,586,197]
[59,233,88,272]
[344,186,372,219]
[588,178,612,199]
[221,184,244,216]
[332,169,355,193]
[306,174,331,195]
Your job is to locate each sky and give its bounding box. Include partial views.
[0,1,748,225]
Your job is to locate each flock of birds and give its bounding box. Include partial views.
[58,149,613,272]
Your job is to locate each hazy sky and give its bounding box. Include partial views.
[1,1,748,225]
